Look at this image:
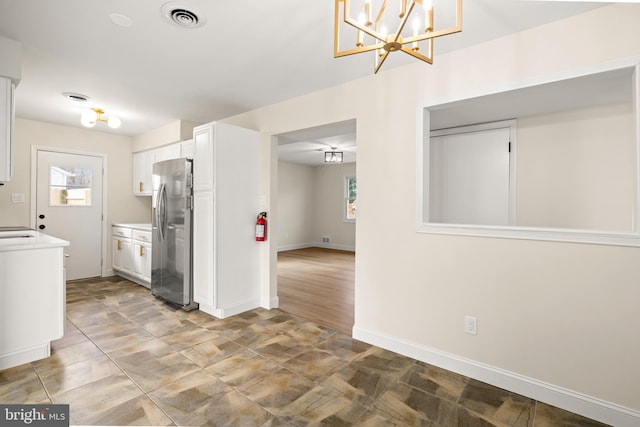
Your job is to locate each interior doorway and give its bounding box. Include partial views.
[32,147,106,280]
[275,120,357,335]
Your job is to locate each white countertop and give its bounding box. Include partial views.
[113,223,152,231]
[0,230,70,252]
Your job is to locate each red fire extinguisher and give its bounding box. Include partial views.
[256,212,267,242]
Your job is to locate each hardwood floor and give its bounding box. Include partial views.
[277,247,354,336]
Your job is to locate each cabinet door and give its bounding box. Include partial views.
[141,244,151,279]
[193,191,215,311]
[0,77,13,183]
[154,143,182,163]
[113,237,133,272]
[133,242,151,278]
[181,139,194,159]
[193,124,214,192]
[133,151,153,196]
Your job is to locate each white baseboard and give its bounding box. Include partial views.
[315,242,355,252]
[0,343,51,370]
[277,243,315,252]
[278,242,355,252]
[353,325,640,427]
[202,299,261,319]
[261,296,279,309]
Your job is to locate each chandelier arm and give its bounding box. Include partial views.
[400,44,433,64]
[345,15,386,43]
[374,0,389,33]
[374,50,391,74]
[335,43,385,58]
[391,1,416,43]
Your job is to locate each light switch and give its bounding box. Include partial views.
[11,193,25,203]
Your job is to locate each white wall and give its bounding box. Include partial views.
[517,102,635,231]
[277,161,356,251]
[0,118,151,272]
[312,162,356,250]
[224,4,640,424]
[277,161,315,249]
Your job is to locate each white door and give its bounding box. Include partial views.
[36,149,103,280]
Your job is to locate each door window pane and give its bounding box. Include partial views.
[49,166,92,206]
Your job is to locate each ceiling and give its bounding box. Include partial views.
[0,0,607,164]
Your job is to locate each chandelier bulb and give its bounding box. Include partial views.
[107,116,122,129]
[80,109,98,127]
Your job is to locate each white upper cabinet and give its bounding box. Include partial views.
[0,77,14,184]
[154,143,181,163]
[181,138,194,159]
[132,141,184,196]
[133,150,153,195]
[193,125,214,192]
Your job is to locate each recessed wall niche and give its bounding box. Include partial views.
[417,61,640,246]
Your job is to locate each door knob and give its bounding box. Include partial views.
[38,224,46,230]
[39,214,45,219]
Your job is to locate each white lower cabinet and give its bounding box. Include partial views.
[112,227,133,273]
[132,230,152,287]
[112,224,152,288]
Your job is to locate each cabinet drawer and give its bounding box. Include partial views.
[133,230,152,242]
[112,226,132,238]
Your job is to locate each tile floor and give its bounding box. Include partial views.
[0,276,609,426]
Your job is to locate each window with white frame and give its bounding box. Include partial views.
[345,176,356,221]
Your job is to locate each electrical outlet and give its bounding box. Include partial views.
[11,193,25,204]
[322,236,330,243]
[464,315,478,335]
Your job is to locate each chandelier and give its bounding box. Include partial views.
[324,151,344,163]
[80,108,121,129]
[334,0,462,73]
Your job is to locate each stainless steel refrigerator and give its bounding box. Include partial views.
[151,158,198,311]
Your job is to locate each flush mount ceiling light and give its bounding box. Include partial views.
[109,13,133,28]
[162,2,206,29]
[334,0,463,73]
[80,108,121,129]
[324,151,344,163]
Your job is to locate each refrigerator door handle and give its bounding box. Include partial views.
[156,183,167,241]
[161,183,168,240]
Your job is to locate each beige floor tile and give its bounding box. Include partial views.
[284,348,346,382]
[52,372,143,425]
[371,381,459,426]
[238,368,316,416]
[80,395,175,426]
[252,334,315,363]
[400,361,469,403]
[149,370,231,423]
[0,364,49,404]
[33,340,104,372]
[204,349,282,388]
[533,402,609,427]
[160,325,221,351]
[36,353,122,397]
[458,379,535,427]
[113,351,202,392]
[179,335,242,368]
[278,383,369,426]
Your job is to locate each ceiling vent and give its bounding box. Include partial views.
[162,2,206,29]
[62,92,91,103]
